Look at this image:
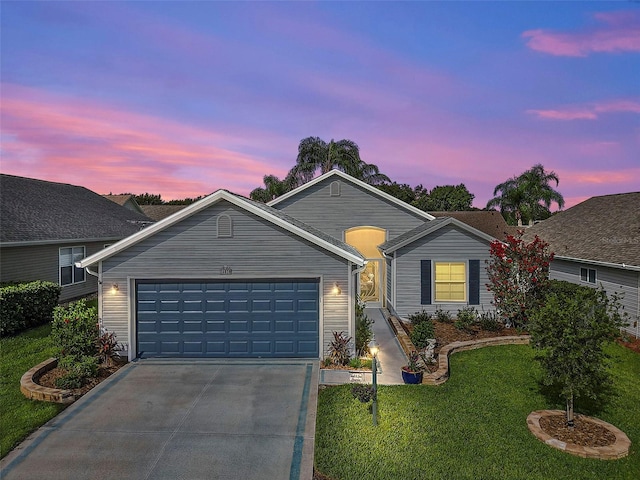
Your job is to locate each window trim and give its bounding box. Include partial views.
[59,246,86,287]
[580,267,597,284]
[434,261,467,303]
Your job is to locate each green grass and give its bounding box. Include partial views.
[315,344,640,480]
[0,324,65,458]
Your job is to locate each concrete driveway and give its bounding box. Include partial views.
[1,359,318,480]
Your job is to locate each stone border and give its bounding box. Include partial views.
[384,311,530,385]
[527,410,631,460]
[20,357,77,404]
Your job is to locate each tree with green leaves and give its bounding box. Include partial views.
[288,136,389,188]
[249,174,293,203]
[529,282,625,426]
[423,184,475,211]
[486,164,564,226]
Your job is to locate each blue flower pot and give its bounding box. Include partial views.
[401,369,423,384]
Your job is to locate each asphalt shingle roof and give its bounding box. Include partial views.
[428,210,511,240]
[1,174,153,244]
[140,204,189,221]
[523,192,640,267]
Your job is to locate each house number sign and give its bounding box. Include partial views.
[220,266,232,275]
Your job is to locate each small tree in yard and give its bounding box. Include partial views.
[486,231,553,329]
[529,283,625,427]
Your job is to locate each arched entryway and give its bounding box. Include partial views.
[345,226,386,306]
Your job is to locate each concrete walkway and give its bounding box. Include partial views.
[1,359,318,480]
[366,308,407,385]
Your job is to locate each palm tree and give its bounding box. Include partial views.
[249,174,292,203]
[487,164,564,226]
[288,137,389,188]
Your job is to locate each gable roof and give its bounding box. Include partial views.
[140,204,189,221]
[379,217,497,254]
[267,170,435,220]
[523,192,640,269]
[78,189,366,268]
[104,194,145,215]
[428,210,511,240]
[0,174,152,246]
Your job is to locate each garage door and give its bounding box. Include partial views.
[136,280,319,358]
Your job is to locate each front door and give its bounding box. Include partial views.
[345,227,386,306]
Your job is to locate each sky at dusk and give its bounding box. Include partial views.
[1,1,639,209]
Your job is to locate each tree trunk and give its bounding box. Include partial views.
[566,395,575,428]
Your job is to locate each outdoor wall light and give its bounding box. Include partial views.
[110,284,119,295]
[331,282,341,295]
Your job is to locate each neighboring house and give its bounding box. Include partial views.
[78,170,503,361]
[103,194,146,215]
[140,204,189,221]
[524,192,640,338]
[0,174,152,301]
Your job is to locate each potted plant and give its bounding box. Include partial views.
[401,351,424,384]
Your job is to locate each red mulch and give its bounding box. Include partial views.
[617,336,640,354]
[539,414,616,447]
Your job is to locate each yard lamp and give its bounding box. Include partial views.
[369,337,379,426]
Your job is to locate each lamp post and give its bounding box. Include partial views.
[369,337,379,426]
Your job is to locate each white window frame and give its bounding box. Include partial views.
[580,267,597,284]
[434,261,467,303]
[59,246,86,286]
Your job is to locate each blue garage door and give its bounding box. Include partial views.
[136,280,319,358]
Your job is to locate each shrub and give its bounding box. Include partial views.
[97,328,122,366]
[478,311,502,332]
[410,321,435,350]
[408,309,432,327]
[455,307,477,332]
[328,331,352,366]
[51,299,99,361]
[434,308,452,323]
[354,297,374,356]
[0,281,61,336]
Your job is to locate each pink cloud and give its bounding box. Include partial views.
[0,84,288,199]
[522,10,640,56]
[527,98,640,120]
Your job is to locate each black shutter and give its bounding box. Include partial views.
[420,260,432,305]
[469,260,480,305]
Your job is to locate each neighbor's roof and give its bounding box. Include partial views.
[0,174,153,246]
[267,169,435,221]
[379,217,497,254]
[428,210,511,240]
[78,189,366,268]
[140,204,189,221]
[523,192,640,269]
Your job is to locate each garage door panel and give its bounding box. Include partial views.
[137,280,319,358]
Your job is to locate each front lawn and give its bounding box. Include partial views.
[0,324,65,458]
[315,344,640,479]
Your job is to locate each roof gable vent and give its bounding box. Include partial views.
[330,180,341,197]
[217,214,233,238]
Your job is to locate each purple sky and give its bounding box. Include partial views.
[2,1,639,209]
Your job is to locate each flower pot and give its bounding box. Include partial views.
[401,369,423,384]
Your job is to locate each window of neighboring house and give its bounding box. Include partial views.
[59,246,86,286]
[580,267,597,284]
[434,262,466,302]
[217,214,233,238]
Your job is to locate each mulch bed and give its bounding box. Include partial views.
[617,335,640,354]
[431,321,523,354]
[37,363,124,397]
[539,414,616,447]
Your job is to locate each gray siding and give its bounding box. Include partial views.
[392,225,494,318]
[386,257,393,307]
[0,242,103,301]
[273,178,427,241]
[551,259,640,338]
[99,201,353,358]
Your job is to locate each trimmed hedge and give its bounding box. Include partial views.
[0,281,61,336]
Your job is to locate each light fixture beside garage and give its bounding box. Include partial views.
[110,283,119,295]
[332,282,341,295]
